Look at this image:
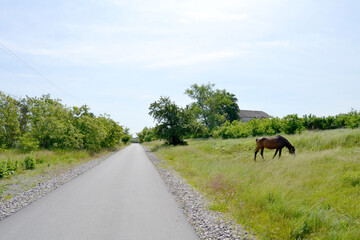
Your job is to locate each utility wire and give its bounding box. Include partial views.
[0,63,40,89]
[0,42,82,104]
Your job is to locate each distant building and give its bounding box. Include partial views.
[239,110,269,122]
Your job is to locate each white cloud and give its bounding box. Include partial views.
[146,50,243,69]
[256,40,291,48]
[0,0,297,69]
[179,10,249,23]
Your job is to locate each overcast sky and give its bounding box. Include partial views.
[1,0,359,135]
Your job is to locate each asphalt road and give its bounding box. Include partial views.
[0,144,199,240]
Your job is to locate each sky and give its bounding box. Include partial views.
[1,0,359,135]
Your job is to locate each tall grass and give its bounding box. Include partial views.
[144,129,360,239]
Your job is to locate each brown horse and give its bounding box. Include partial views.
[254,135,295,161]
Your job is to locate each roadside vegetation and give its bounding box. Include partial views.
[0,91,130,200]
[143,129,360,239]
[0,91,130,152]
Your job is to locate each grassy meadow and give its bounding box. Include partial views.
[144,129,360,239]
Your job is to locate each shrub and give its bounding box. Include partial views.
[17,133,39,152]
[122,135,131,144]
[0,161,6,178]
[24,156,36,170]
[137,127,157,143]
[0,160,19,178]
[281,114,304,134]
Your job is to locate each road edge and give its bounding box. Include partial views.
[0,150,118,221]
[142,145,257,240]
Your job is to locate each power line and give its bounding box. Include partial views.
[0,42,82,104]
[0,63,40,89]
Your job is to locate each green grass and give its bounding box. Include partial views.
[0,147,121,200]
[144,129,360,239]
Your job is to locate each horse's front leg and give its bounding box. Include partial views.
[273,149,279,159]
[279,147,283,158]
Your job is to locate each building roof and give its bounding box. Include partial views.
[239,110,269,119]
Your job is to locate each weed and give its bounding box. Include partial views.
[209,202,228,212]
[24,156,36,170]
[342,172,360,187]
[0,160,19,178]
[209,174,228,193]
[4,194,13,200]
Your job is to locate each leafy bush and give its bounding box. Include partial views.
[17,133,39,152]
[122,135,131,144]
[213,111,360,139]
[281,114,304,134]
[137,127,157,143]
[0,160,19,178]
[187,122,210,138]
[0,161,6,178]
[24,156,36,170]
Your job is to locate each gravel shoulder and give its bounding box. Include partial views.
[0,151,116,221]
[142,146,257,240]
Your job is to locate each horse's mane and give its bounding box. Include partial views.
[277,135,293,147]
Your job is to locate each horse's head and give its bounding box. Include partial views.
[289,146,295,154]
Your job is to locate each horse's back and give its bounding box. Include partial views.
[256,136,281,149]
[256,137,268,147]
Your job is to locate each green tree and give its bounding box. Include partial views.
[137,127,156,143]
[0,92,21,148]
[26,95,83,149]
[73,114,106,151]
[121,127,131,144]
[97,114,123,148]
[149,96,192,145]
[281,114,304,134]
[185,83,240,130]
[0,92,127,152]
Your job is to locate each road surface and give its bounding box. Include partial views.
[0,144,199,240]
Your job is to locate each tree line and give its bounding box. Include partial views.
[212,111,360,139]
[138,83,360,144]
[0,91,129,152]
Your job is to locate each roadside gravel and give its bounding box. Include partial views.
[0,152,116,221]
[142,146,257,240]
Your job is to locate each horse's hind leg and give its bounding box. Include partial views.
[273,149,279,159]
[254,147,260,161]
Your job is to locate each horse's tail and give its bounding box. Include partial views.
[255,138,258,142]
